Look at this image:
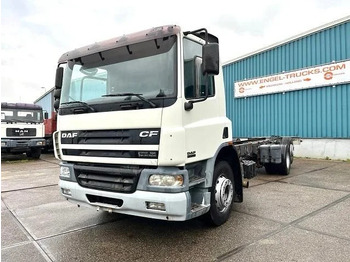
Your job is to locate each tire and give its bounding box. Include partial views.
[264,144,291,176]
[277,144,291,175]
[205,161,235,226]
[289,143,294,164]
[264,163,276,174]
[26,148,41,159]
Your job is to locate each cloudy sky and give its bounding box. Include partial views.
[1,0,350,103]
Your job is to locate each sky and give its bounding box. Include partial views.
[1,0,350,103]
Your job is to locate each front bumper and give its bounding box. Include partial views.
[1,138,45,152]
[59,180,190,221]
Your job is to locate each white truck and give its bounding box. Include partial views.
[53,25,297,226]
[1,102,46,159]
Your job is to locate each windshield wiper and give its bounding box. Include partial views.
[102,93,157,108]
[61,101,96,112]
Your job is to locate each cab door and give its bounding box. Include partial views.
[182,38,222,163]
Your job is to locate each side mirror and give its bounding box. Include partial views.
[54,89,61,99]
[202,43,219,75]
[54,66,63,112]
[53,89,61,111]
[55,67,64,89]
[44,112,49,119]
[54,99,60,111]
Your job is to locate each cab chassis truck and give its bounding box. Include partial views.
[53,25,299,226]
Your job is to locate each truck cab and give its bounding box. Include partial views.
[54,25,283,226]
[1,102,46,158]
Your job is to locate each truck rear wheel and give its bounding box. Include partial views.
[264,144,291,176]
[264,163,276,174]
[278,145,291,175]
[205,161,234,226]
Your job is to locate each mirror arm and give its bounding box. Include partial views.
[184,94,209,111]
[184,75,209,111]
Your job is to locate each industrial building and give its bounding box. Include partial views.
[223,16,350,160]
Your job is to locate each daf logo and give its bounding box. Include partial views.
[62,132,78,138]
[139,131,159,138]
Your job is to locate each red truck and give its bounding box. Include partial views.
[34,87,57,151]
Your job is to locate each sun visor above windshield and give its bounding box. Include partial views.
[1,102,42,110]
[58,25,181,63]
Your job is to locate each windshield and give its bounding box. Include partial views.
[1,109,43,123]
[60,36,177,113]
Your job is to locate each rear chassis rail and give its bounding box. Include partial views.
[232,136,301,179]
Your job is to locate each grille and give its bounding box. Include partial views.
[62,149,158,159]
[74,164,142,193]
[61,129,160,160]
[6,128,36,137]
[61,129,160,145]
[86,194,123,207]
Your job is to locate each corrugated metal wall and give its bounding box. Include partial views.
[223,18,350,138]
[34,88,54,118]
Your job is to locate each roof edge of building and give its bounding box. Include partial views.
[222,15,350,66]
[34,87,55,103]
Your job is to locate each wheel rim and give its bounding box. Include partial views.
[290,144,294,163]
[215,174,234,213]
[286,151,291,170]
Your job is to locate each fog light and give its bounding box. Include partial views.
[146,201,166,211]
[149,174,184,187]
[60,166,71,179]
[61,188,71,196]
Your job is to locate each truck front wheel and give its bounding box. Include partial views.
[205,161,234,226]
[26,148,41,159]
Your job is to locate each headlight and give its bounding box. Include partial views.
[149,174,184,187]
[60,166,71,179]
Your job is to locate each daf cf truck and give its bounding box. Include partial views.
[53,25,297,226]
[1,102,46,158]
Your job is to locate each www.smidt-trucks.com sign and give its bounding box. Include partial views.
[234,60,350,98]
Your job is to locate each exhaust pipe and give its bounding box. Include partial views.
[242,180,249,188]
